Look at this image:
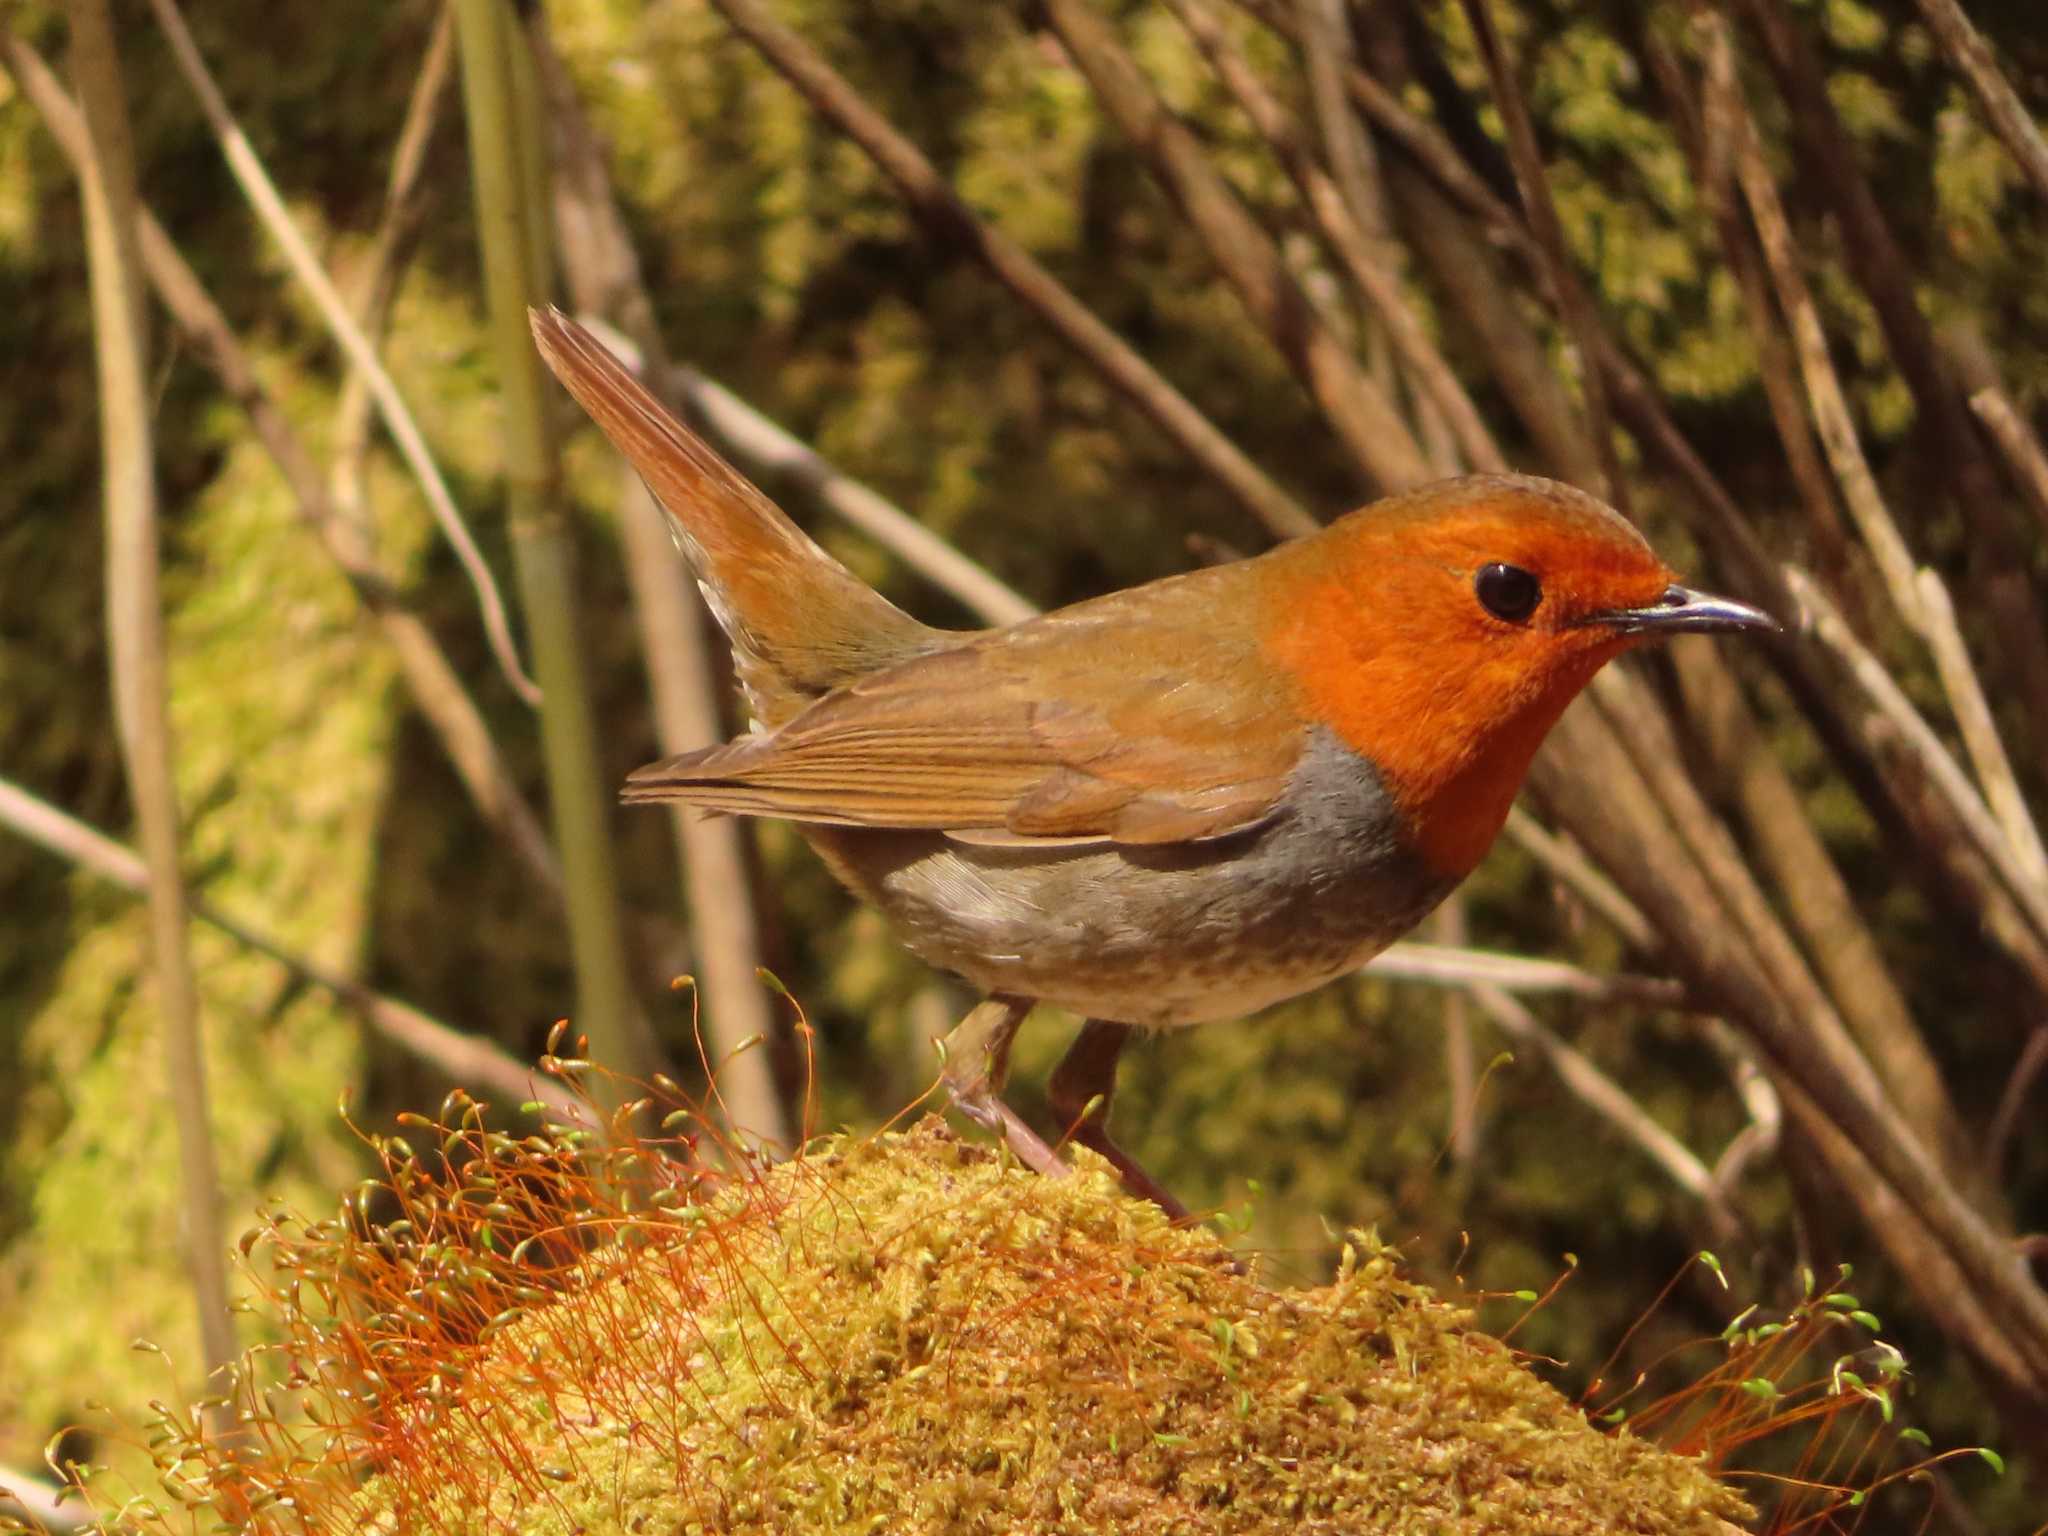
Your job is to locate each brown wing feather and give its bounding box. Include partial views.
[621,578,1307,847]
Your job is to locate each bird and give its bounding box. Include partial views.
[530,306,1774,1214]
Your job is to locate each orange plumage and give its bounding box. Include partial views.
[533,308,1772,1214]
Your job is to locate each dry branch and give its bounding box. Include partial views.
[1909,0,2048,210]
[1038,0,1431,493]
[707,0,1318,542]
[142,0,540,705]
[0,777,576,1116]
[1167,0,1504,473]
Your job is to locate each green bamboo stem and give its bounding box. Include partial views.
[454,0,653,1090]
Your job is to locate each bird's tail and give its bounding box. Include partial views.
[530,307,943,725]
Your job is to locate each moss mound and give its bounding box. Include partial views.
[339,1117,1746,1535]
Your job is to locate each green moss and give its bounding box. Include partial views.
[349,1120,1748,1535]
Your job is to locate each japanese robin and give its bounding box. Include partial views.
[531,308,1773,1212]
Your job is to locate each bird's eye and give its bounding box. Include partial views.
[1475,562,1542,623]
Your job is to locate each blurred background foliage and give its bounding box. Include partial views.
[1,0,2045,1529]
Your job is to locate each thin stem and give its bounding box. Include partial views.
[454,0,653,1088]
[1970,385,2048,538]
[0,24,560,893]
[1039,0,1432,493]
[1909,0,2048,210]
[1168,0,1505,474]
[706,0,1318,542]
[0,777,574,1115]
[1458,0,1625,506]
[534,24,790,1146]
[142,0,540,705]
[66,0,236,1392]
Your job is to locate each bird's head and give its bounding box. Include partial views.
[1262,474,1773,877]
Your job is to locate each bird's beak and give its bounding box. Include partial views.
[1587,583,1778,637]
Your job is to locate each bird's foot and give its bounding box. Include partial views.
[939,995,1070,1179]
[950,1084,1071,1180]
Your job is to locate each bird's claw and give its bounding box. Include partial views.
[946,1079,1071,1181]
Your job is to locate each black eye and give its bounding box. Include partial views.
[1475,562,1542,623]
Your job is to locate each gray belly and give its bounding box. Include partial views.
[802,726,1454,1027]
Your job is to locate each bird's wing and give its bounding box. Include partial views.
[622,588,1307,847]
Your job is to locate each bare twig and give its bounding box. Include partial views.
[1701,1018,1782,1207]
[1988,1027,2048,1178]
[1709,25,2048,893]
[332,1,459,531]
[1039,0,1431,494]
[142,0,540,705]
[1502,807,1656,952]
[0,777,575,1115]
[1535,693,2048,1395]
[1466,982,1735,1236]
[705,0,1317,542]
[1232,0,1542,272]
[1365,940,1685,1009]
[1458,0,1624,506]
[1168,0,1505,474]
[1909,0,2048,210]
[1733,0,2048,745]
[1667,639,1966,1182]
[1971,384,2048,537]
[1642,23,1848,573]
[67,0,238,1398]
[1786,567,2048,951]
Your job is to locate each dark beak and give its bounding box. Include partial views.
[1590,583,1778,637]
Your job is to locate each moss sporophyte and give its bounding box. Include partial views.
[58,1079,1975,1536]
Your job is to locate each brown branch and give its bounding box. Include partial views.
[1232,0,1543,273]
[1167,0,1505,474]
[1909,0,2048,210]
[1971,384,2048,538]
[1989,1027,2048,1179]
[1732,0,2048,747]
[1666,639,1969,1188]
[1706,25,2048,892]
[1365,940,1686,1009]
[1533,696,2048,1403]
[1503,807,1657,952]
[1785,569,2048,950]
[1036,0,1430,493]
[0,777,576,1116]
[332,1,458,535]
[706,0,1317,542]
[1641,22,1849,574]
[1457,0,1624,507]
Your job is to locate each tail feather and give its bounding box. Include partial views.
[530,307,946,723]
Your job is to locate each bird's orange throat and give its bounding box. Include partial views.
[1264,565,1633,879]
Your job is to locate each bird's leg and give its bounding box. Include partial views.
[1048,1019,1190,1222]
[939,994,1069,1180]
